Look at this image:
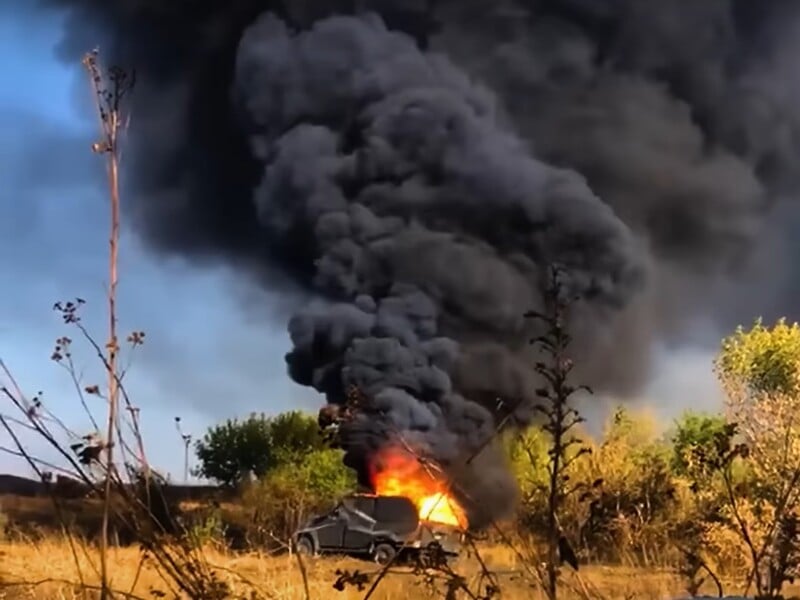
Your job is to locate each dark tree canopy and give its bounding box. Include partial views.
[193,411,326,487]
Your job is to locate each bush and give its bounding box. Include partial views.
[510,407,684,565]
[185,509,227,550]
[239,448,356,547]
[670,411,730,480]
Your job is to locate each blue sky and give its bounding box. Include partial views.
[0,4,724,482]
[0,4,320,481]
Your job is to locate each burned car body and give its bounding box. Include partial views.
[293,494,462,565]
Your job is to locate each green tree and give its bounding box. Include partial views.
[505,427,549,503]
[193,411,325,487]
[712,318,800,597]
[671,411,729,479]
[268,410,327,464]
[718,318,800,397]
[276,447,356,502]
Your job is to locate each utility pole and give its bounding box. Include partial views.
[175,416,192,483]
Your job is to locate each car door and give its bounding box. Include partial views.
[342,512,377,552]
[314,506,347,550]
[342,497,377,552]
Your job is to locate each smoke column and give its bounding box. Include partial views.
[40,0,800,523]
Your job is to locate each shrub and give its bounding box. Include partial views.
[239,448,356,547]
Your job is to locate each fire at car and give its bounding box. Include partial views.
[368,445,468,529]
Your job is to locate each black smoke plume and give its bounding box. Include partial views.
[39,0,800,523]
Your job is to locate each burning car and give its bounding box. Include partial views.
[293,493,463,565]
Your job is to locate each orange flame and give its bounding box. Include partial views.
[369,446,468,529]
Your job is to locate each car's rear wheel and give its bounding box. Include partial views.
[295,535,315,557]
[373,543,397,566]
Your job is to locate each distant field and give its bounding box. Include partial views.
[0,483,231,542]
[0,474,222,502]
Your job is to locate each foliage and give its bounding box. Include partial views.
[267,410,328,464]
[506,428,549,502]
[186,509,227,550]
[671,411,730,479]
[511,407,680,566]
[717,318,800,397]
[709,318,800,597]
[193,411,326,487]
[240,447,356,545]
[583,409,674,560]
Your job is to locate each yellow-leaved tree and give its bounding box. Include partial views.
[714,318,800,597]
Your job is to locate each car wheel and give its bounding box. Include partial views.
[373,543,396,566]
[295,535,315,557]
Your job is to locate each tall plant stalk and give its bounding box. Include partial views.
[526,265,593,600]
[82,49,135,599]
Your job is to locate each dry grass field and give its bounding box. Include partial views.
[0,538,767,600]
[0,493,774,599]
